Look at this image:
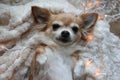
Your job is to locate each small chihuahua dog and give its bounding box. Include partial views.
[29,6,98,80]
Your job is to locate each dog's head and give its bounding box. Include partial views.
[32,6,98,46]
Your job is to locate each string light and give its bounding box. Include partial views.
[96,0,101,7]
[80,0,109,21]
[104,15,108,18]
[104,14,109,21]
[95,68,100,76]
[87,0,93,7]
[85,59,93,67]
[82,3,86,13]
[98,15,102,20]
[86,34,94,42]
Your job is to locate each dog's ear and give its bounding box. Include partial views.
[31,6,51,23]
[80,13,98,41]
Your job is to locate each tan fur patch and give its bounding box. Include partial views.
[50,13,83,27]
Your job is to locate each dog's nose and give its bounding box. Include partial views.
[61,31,70,38]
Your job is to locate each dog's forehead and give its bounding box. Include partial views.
[52,13,82,26]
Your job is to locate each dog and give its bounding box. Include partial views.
[29,6,98,80]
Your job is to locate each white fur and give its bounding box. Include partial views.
[36,54,47,65]
[35,47,73,80]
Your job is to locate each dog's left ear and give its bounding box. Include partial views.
[80,13,98,40]
[31,6,51,23]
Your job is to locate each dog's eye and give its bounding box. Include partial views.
[52,24,60,31]
[72,26,79,33]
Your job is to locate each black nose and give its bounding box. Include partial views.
[61,31,70,38]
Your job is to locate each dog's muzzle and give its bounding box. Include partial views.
[57,30,71,43]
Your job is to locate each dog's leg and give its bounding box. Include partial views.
[29,44,60,80]
[71,51,86,80]
[29,45,48,80]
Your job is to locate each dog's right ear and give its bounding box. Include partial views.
[31,6,51,23]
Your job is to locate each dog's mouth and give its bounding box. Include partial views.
[56,37,71,43]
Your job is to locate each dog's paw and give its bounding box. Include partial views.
[35,46,47,65]
[35,45,56,65]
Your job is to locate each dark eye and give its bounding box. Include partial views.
[72,26,79,33]
[52,24,60,31]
